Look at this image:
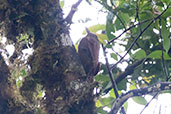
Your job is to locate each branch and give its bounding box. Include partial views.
[104,59,145,94]
[65,0,83,24]
[140,92,158,114]
[108,19,151,44]
[110,2,126,30]
[85,0,91,5]
[115,59,145,83]
[110,5,170,70]
[135,0,142,32]
[109,82,171,114]
[102,44,126,114]
[102,44,119,97]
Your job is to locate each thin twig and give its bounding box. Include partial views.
[95,0,126,31]
[159,104,162,114]
[111,48,123,59]
[65,0,83,24]
[85,0,91,5]
[110,2,127,30]
[110,5,170,70]
[140,93,158,114]
[167,76,171,81]
[102,44,126,114]
[135,0,142,32]
[108,18,151,44]
[102,44,119,97]
[129,1,143,50]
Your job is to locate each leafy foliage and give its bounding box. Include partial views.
[83,0,171,113]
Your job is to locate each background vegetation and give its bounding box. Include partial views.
[0,0,171,114]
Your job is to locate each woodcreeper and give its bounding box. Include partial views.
[78,28,100,79]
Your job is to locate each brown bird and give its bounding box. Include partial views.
[78,28,100,78]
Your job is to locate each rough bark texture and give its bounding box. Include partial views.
[0,54,13,113]
[0,54,34,114]
[0,0,97,114]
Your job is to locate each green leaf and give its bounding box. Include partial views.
[129,81,137,90]
[120,3,135,16]
[132,49,146,59]
[111,53,118,61]
[96,34,109,44]
[115,17,123,30]
[163,7,171,17]
[109,89,116,99]
[82,24,106,34]
[37,91,43,98]
[100,97,114,107]
[163,36,170,54]
[147,50,171,60]
[106,12,115,40]
[16,33,29,42]
[96,100,103,107]
[148,50,162,59]
[117,78,127,90]
[106,44,113,48]
[103,81,112,91]
[95,74,110,82]
[21,69,27,76]
[60,0,64,8]
[121,13,130,25]
[132,96,147,105]
[115,12,129,29]
[161,0,171,5]
[110,89,122,99]
[161,20,170,53]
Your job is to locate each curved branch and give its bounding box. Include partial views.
[109,82,171,114]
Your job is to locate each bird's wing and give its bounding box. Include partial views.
[87,36,100,63]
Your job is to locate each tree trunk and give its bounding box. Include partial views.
[0,0,96,113]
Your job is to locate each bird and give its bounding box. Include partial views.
[78,28,100,78]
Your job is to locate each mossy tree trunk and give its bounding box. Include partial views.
[0,0,96,114]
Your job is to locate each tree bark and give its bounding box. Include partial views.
[0,0,97,113]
